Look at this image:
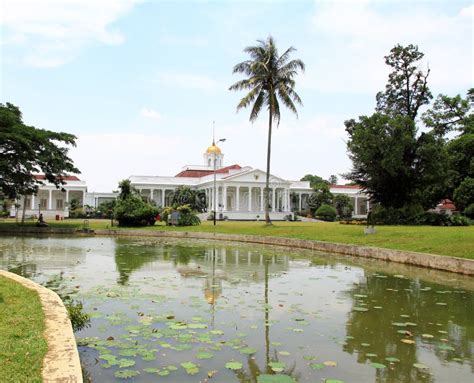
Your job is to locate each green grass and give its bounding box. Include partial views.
[2,218,473,259]
[0,275,47,383]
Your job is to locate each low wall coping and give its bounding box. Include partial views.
[0,270,83,383]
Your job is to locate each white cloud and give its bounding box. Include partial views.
[156,71,222,92]
[305,0,473,94]
[0,0,140,67]
[140,107,162,121]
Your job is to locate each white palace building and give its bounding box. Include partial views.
[128,141,372,221]
[12,141,372,220]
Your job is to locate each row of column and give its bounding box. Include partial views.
[204,186,291,212]
[139,188,171,207]
[28,189,86,210]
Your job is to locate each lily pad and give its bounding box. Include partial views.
[196,352,214,359]
[269,362,286,372]
[323,361,337,367]
[310,363,325,370]
[114,370,140,379]
[240,347,257,355]
[225,361,243,370]
[117,359,135,368]
[385,357,400,363]
[257,374,295,383]
[370,363,386,369]
[353,307,369,312]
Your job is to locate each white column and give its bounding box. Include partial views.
[298,192,302,211]
[223,185,227,211]
[161,189,166,207]
[150,189,154,202]
[248,186,252,211]
[236,186,240,211]
[82,190,86,207]
[66,190,70,204]
[48,189,53,210]
[354,196,359,215]
[260,187,264,211]
[366,199,370,213]
[31,194,35,210]
[272,188,276,212]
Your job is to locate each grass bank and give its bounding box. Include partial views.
[2,219,473,259]
[0,275,47,383]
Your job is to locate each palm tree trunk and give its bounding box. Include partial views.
[265,108,273,224]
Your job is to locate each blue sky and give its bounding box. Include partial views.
[1,0,473,191]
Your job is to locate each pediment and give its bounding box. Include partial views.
[223,168,289,184]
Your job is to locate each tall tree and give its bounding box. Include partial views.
[345,45,449,210]
[0,103,79,219]
[229,36,304,224]
[376,44,432,120]
[300,174,328,189]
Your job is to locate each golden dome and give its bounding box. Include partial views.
[206,143,222,154]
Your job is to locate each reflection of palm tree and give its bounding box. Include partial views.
[234,257,299,382]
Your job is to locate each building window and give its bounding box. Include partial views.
[56,199,63,209]
[40,198,48,209]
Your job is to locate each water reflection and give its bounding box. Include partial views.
[0,235,473,383]
[344,271,473,382]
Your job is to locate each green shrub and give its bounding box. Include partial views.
[448,214,470,226]
[464,203,474,219]
[454,177,474,212]
[315,204,337,221]
[162,204,201,226]
[114,195,159,227]
[334,194,353,219]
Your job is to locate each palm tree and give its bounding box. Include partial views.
[229,36,304,224]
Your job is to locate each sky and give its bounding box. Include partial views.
[1,0,473,192]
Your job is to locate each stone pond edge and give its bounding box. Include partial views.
[0,270,83,383]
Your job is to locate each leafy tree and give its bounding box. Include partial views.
[345,45,449,210]
[114,179,158,226]
[328,174,338,185]
[422,88,474,136]
[453,177,474,212]
[0,102,79,200]
[229,36,304,224]
[376,44,432,120]
[300,174,328,189]
[306,184,333,215]
[170,186,207,212]
[334,194,353,219]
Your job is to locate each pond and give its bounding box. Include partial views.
[0,235,473,382]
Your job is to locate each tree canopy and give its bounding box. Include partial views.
[0,102,79,199]
[344,44,470,211]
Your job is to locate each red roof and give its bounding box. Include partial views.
[330,184,361,189]
[175,164,242,178]
[34,174,81,181]
[437,199,456,210]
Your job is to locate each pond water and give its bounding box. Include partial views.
[0,235,473,383]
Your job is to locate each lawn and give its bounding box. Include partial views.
[0,275,47,383]
[1,218,473,259]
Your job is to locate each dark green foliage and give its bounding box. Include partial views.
[68,198,80,210]
[230,36,304,223]
[170,186,207,212]
[114,179,159,227]
[315,204,337,222]
[300,174,328,189]
[453,177,474,212]
[376,44,432,120]
[334,194,353,219]
[372,206,469,226]
[328,174,338,185]
[463,203,474,219]
[0,103,79,199]
[345,45,451,210]
[161,204,201,226]
[97,200,116,218]
[65,301,91,332]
